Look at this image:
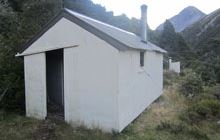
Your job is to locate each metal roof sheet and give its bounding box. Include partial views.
[65,9,166,53]
[18,9,166,55]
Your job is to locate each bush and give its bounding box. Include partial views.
[157,121,185,134]
[157,121,208,139]
[195,62,217,86]
[0,1,58,112]
[188,126,208,140]
[204,84,220,99]
[0,46,25,111]
[163,70,179,86]
[179,70,204,97]
[184,99,220,123]
[0,13,24,111]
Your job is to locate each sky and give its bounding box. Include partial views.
[91,0,220,29]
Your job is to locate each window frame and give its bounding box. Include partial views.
[140,51,145,67]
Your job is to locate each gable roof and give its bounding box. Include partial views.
[18,9,166,54]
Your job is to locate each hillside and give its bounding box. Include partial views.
[181,8,220,83]
[182,8,220,47]
[157,6,205,32]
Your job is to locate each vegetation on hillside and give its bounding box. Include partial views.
[157,20,193,67]
[0,0,61,110]
[181,9,220,84]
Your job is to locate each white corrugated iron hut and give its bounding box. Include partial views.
[169,58,181,74]
[16,5,166,132]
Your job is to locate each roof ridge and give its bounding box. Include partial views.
[64,8,138,36]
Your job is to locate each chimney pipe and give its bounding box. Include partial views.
[141,4,148,42]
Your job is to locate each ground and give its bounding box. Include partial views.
[0,84,219,140]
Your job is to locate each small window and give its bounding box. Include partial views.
[140,52,145,67]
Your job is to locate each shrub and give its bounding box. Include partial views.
[184,99,220,123]
[0,14,24,111]
[0,46,25,111]
[163,70,179,86]
[188,126,208,140]
[204,84,220,99]
[157,121,185,134]
[195,64,217,86]
[157,121,208,139]
[196,99,220,118]
[179,70,204,97]
[0,1,58,112]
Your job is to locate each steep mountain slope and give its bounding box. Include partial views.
[182,8,220,83]
[157,6,205,32]
[182,8,220,47]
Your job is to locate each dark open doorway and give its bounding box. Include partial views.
[46,49,64,119]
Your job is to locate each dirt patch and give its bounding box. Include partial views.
[33,120,56,140]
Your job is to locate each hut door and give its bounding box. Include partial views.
[46,49,64,117]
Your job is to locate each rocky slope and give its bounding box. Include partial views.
[157,6,205,32]
[182,8,220,47]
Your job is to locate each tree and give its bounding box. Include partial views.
[159,20,193,67]
[0,0,60,111]
[159,20,177,52]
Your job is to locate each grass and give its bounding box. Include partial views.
[0,83,219,140]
